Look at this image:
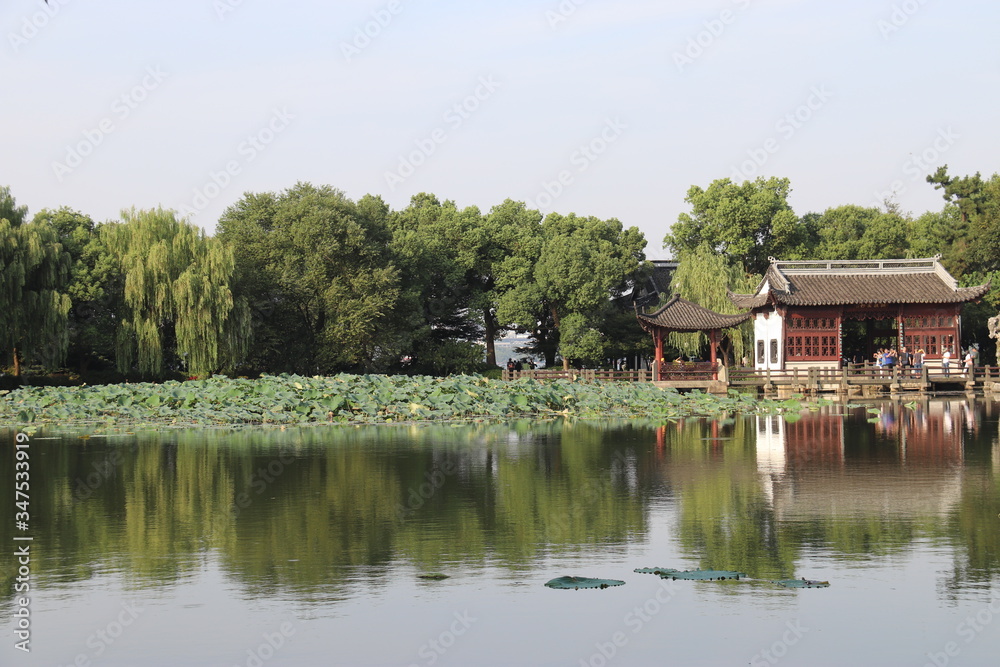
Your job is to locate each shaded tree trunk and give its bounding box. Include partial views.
[550,305,570,370]
[483,308,498,368]
[12,347,21,378]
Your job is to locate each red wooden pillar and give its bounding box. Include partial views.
[653,329,664,381]
[709,329,718,380]
[954,305,962,357]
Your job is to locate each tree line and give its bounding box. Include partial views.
[0,183,648,381]
[3,166,999,381]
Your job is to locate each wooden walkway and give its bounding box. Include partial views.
[729,365,995,395]
[502,365,1000,395]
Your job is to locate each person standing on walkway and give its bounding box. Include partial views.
[964,349,975,375]
[942,347,952,376]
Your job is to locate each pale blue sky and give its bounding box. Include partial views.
[2,0,997,258]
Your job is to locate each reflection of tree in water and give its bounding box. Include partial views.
[0,422,651,600]
[1,406,996,602]
[666,401,999,589]
[657,417,797,580]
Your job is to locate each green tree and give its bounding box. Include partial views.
[667,244,756,364]
[480,200,546,364]
[103,207,247,378]
[217,183,399,373]
[0,188,72,377]
[811,205,909,260]
[664,177,808,274]
[908,205,969,275]
[31,207,119,372]
[926,166,1000,272]
[387,193,485,374]
[504,212,646,369]
[557,312,606,366]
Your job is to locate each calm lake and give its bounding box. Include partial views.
[2,398,999,666]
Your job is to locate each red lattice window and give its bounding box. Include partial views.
[785,316,839,359]
[904,333,954,357]
[902,310,959,358]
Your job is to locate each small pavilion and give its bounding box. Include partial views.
[635,295,751,380]
[728,257,990,370]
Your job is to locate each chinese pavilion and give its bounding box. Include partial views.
[634,294,751,377]
[728,257,989,370]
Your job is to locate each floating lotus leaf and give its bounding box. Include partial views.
[773,578,830,588]
[544,576,625,590]
[634,567,680,576]
[658,569,746,581]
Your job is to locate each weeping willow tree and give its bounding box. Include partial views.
[667,244,757,364]
[103,208,249,378]
[0,188,72,377]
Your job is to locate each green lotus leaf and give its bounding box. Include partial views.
[634,567,680,576]
[544,576,625,590]
[658,569,746,581]
[773,578,830,588]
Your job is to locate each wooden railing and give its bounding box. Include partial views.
[500,363,1000,392]
[656,362,718,381]
[502,368,653,382]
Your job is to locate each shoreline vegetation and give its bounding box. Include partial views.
[0,373,807,430]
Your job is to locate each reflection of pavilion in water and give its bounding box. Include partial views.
[755,401,971,519]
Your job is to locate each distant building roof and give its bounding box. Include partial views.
[631,260,679,309]
[636,294,751,332]
[649,260,678,295]
[729,257,989,309]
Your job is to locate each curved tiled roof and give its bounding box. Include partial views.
[636,295,751,332]
[765,273,989,305]
[727,289,769,309]
[727,258,989,308]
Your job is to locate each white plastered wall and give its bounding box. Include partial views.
[754,311,784,370]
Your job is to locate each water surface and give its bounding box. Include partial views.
[2,398,999,666]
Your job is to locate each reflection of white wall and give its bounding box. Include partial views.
[771,470,963,521]
[994,436,999,476]
[755,415,786,505]
[754,312,783,370]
